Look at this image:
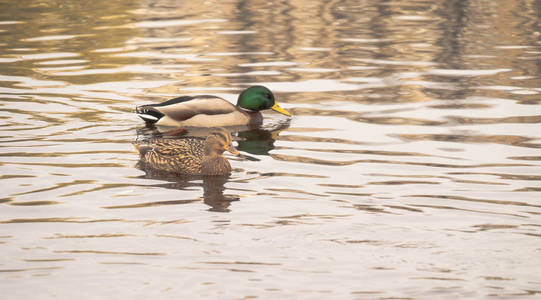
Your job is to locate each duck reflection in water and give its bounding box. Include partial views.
[241,116,290,155]
[236,128,280,156]
[135,169,238,212]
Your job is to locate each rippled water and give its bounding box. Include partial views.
[1,0,541,298]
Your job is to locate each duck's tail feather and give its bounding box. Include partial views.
[132,141,152,157]
[135,105,164,124]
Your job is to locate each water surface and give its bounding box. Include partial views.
[1,0,541,299]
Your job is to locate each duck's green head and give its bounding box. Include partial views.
[236,85,291,116]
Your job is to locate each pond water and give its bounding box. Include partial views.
[1,0,541,298]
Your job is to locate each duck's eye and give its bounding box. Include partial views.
[265,93,272,99]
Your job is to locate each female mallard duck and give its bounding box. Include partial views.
[133,128,239,176]
[135,85,291,127]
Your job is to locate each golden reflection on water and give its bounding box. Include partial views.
[1,0,541,298]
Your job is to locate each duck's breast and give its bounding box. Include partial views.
[180,109,262,127]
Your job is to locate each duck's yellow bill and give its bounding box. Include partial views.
[271,102,292,117]
[228,145,240,156]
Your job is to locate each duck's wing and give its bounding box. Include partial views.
[136,96,238,124]
[135,138,205,157]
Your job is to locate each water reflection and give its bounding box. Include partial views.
[236,128,282,155]
[2,0,541,298]
[132,169,239,212]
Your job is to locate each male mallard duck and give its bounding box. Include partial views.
[133,128,239,176]
[135,85,291,127]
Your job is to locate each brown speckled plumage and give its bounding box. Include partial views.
[133,128,238,176]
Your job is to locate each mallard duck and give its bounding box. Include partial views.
[135,85,291,127]
[133,128,239,176]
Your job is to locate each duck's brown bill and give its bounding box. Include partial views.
[228,145,240,156]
